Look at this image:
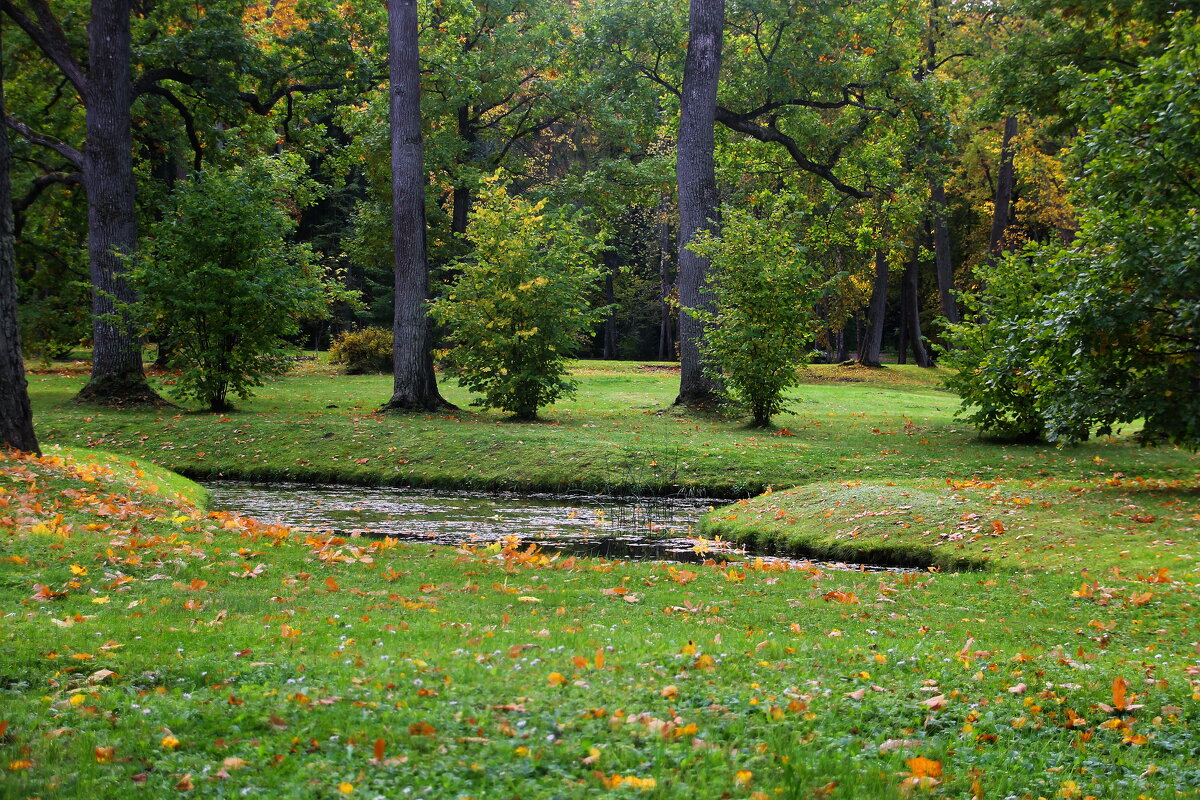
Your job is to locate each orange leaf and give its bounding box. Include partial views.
[905,757,943,778]
[547,672,568,687]
[325,577,339,592]
[407,722,435,736]
[373,737,385,761]
[594,648,605,669]
[1112,677,1128,711]
[175,773,194,791]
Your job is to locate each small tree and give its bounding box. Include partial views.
[131,157,338,411]
[688,205,822,426]
[431,180,605,420]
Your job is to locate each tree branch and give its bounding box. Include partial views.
[13,171,81,234]
[138,86,203,172]
[714,107,870,198]
[0,0,87,94]
[4,114,83,167]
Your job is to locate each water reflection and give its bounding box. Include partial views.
[204,481,905,572]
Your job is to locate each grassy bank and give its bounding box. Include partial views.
[2,449,1199,799]
[25,360,1199,497]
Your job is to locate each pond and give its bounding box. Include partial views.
[204,481,906,572]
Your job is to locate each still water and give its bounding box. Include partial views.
[204,481,904,571]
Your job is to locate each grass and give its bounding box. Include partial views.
[4,360,1200,797]
[25,359,1199,497]
[1,447,1198,799]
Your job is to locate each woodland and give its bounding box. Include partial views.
[1,0,1199,798]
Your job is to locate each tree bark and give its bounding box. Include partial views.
[602,247,618,360]
[656,209,674,361]
[0,19,39,454]
[929,180,958,324]
[857,248,888,367]
[451,106,474,238]
[73,0,157,404]
[382,0,452,412]
[901,247,932,367]
[674,0,724,406]
[987,116,1018,258]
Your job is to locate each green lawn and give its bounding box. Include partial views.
[3,361,1198,798]
[25,359,1198,496]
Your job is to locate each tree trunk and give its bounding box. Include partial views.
[901,248,932,367]
[382,0,452,412]
[987,116,1018,258]
[656,202,674,361]
[0,20,39,454]
[602,248,618,359]
[857,249,888,367]
[674,0,724,406]
[451,106,474,238]
[75,0,157,404]
[929,181,958,324]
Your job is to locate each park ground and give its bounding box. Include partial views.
[1,360,1198,798]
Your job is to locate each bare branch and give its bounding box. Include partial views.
[4,114,82,167]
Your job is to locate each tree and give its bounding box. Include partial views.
[381,0,452,412]
[0,18,39,453]
[129,159,334,412]
[946,18,1200,447]
[1,0,158,403]
[674,0,725,407]
[688,203,821,426]
[431,180,605,420]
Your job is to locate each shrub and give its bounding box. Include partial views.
[329,327,393,374]
[431,179,605,420]
[687,205,822,426]
[130,157,344,411]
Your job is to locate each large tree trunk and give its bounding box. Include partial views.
[75,0,157,404]
[674,0,724,406]
[602,248,618,359]
[901,248,932,367]
[987,116,1018,258]
[656,201,674,361]
[857,248,888,367]
[382,0,451,412]
[0,21,39,454]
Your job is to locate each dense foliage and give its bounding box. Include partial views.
[329,326,394,374]
[946,18,1200,446]
[689,204,822,425]
[431,181,605,420]
[129,159,334,411]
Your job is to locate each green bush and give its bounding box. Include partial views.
[945,19,1200,447]
[688,205,822,426]
[940,247,1068,441]
[431,179,605,420]
[329,327,393,374]
[130,157,343,411]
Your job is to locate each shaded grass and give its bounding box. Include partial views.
[25,360,1199,499]
[2,450,1199,799]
